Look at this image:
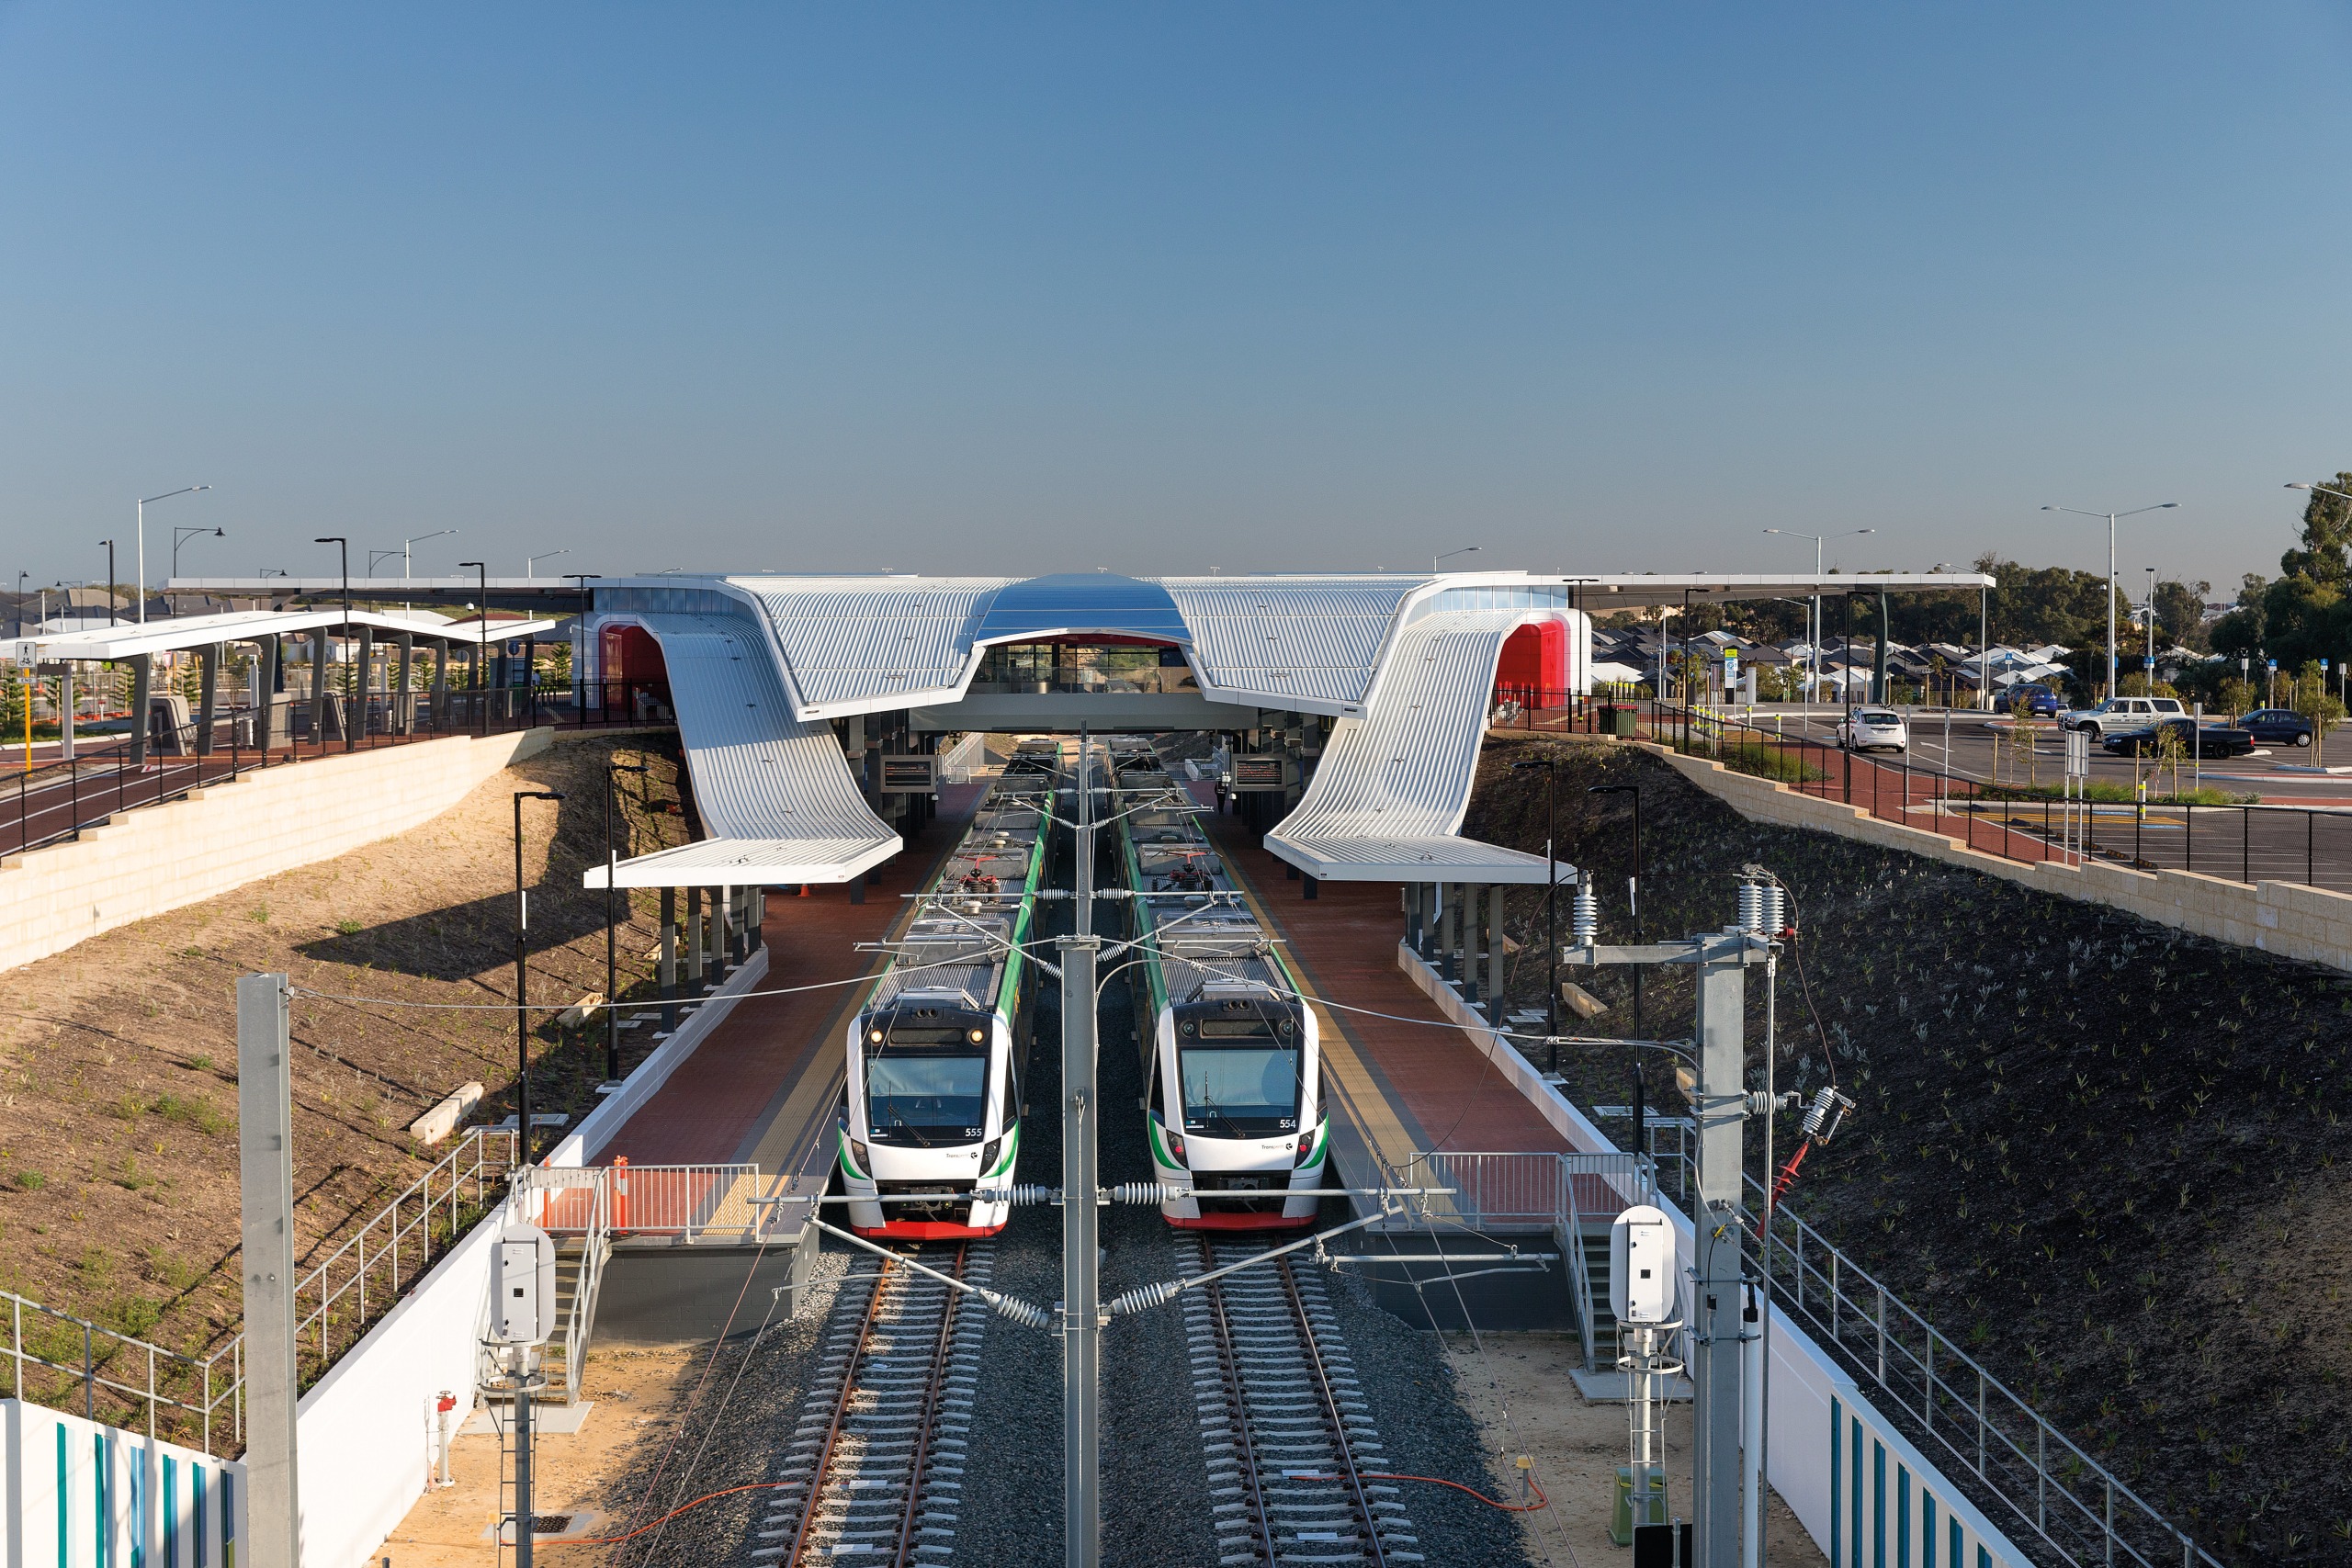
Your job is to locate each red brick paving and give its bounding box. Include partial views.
[595,782,989,1166]
[1193,790,1566,1157]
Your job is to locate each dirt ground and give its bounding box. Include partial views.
[378,1344,702,1562]
[1440,1331,1826,1566]
[0,732,690,1402]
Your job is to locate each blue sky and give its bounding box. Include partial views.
[4,3,2349,593]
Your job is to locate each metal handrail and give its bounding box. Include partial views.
[0,1127,514,1455]
[1639,1134,2220,1568]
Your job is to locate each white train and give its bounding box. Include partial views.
[838,749,1054,1238]
[1113,745,1328,1230]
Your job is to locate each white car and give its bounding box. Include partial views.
[1835,709,1908,752]
[2059,695,2186,739]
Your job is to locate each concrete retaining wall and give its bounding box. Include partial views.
[1624,739,2352,975]
[0,728,552,974]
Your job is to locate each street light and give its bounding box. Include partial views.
[136,486,209,624]
[603,761,650,1085]
[2040,503,2177,701]
[460,562,489,736]
[172,525,225,585]
[1511,754,1565,1062]
[312,537,352,621]
[1761,528,1875,705]
[1434,546,1481,572]
[514,789,566,1164]
[526,549,571,579]
[100,541,118,626]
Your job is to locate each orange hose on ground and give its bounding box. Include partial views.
[536,1479,794,1545]
[1289,1470,1550,1512]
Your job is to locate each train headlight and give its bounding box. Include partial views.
[867,1027,885,1044]
[848,1138,870,1173]
[979,1137,1001,1171]
[1166,1129,1187,1166]
[1293,1131,1317,1168]
[967,1027,986,1044]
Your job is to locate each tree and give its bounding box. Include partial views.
[2280,473,2352,589]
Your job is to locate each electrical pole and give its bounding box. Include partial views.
[514,791,564,1163]
[1061,726,1102,1568]
[237,974,300,1568]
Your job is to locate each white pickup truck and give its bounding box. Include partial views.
[2060,695,2186,739]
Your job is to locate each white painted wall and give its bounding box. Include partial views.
[3,1399,244,1567]
[0,728,551,973]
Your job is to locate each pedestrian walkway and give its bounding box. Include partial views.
[592,781,988,1177]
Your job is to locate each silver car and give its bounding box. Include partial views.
[1835,709,1909,753]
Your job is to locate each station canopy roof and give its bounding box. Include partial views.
[9,607,567,663]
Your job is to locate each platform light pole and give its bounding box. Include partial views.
[101,540,118,626]
[603,761,649,1084]
[461,561,488,735]
[1761,527,1872,705]
[1433,545,1481,572]
[172,525,225,583]
[514,790,565,1163]
[136,485,209,623]
[527,548,571,578]
[2041,502,2177,700]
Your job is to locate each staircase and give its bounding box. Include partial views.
[530,1236,606,1404]
[1569,1220,1622,1371]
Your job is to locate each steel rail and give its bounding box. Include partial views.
[888,1242,969,1566]
[781,1258,897,1566]
[1276,1254,1389,1568]
[1197,1247,1277,1565]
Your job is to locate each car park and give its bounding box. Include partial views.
[2237,708,2314,748]
[2060,695,2186,739]
[1835,709,1908,752]
[2099,717,2256,759]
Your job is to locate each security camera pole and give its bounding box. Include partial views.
[491,1221,558,1564]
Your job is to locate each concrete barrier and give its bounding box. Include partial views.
[1620,739,2352,975]
[0,728,551,974]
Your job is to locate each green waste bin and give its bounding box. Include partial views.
[1600,705,1639,739]
[1611,1466,1670,1545]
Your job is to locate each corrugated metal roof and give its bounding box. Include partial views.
[1159,577,1425,709]
[733,575,1012,715]
[1268,610,1553,884]
[584,609,899,887]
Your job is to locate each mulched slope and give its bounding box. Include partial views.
[1462,737,2352,1565]
[0,736,689,1380]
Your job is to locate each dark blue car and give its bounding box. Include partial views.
[2010,684,2062,717]
[2239,708,2314,748]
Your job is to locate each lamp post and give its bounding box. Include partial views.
[526,549,571,579]
[135,486,209,624]
[514,790,566,1164]
[1434,546,1481,572]
[1761,528,1874,705]
[172,525,225,583]
[2040,503,2178,700]
[603,761,650,1085]
[1512,754,1563,1061]
[101,541,117,626]
[461,562,488,736]
[2143,567,2158,684]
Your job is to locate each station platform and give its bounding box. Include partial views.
[1193,786,1567,1181]
[593,780,989,1181]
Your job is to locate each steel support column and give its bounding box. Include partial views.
[659,887,678,1029]
[1691,929,1749,1568]
[196,644,220,756]
[237,974,300,1567]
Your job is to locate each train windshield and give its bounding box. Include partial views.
[865,1052,988,1145]
[1179,1045,1300,1136]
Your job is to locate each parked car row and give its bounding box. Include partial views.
[2056,697,2316,748]
[2099,717,2258,759]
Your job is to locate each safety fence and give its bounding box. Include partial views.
[1493,685,2352,897]
[527,1160,785,1246]
[0,1128,515,1457]
[1625,1129,2221,1568]
[1,681,675,857]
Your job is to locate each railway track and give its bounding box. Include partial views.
[1182,1240,1422,1565]
[753,1243,991,1564]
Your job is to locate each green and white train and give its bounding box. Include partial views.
[1112,743,1328,1230]
[838,747,1054,1237]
